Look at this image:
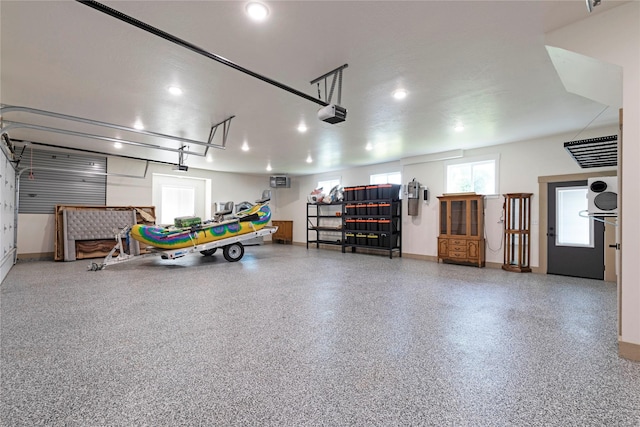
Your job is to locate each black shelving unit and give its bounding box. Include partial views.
[342,202,401,259]
[306,203,344,249]
[306,185,402,258]
[343,184,402,259]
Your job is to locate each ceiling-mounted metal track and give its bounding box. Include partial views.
[311,64,349,106]
[10,138,173,169]
[2,122,205,157]
[0,105,233,152]
[205,116,234,155]
[76,0,330,107]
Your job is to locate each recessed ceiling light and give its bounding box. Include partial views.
[392,89,408,100]
[365,142,373,151]
[454,124,465,132]
[246,2,269,21]
[168,86,183,95]
[297,123,308,133]
[306,155,313,163]
[266,163,272,171]
[241,141,250,151]
[206,155,213,163]
[114,142,122,149]
[133,121,144,130]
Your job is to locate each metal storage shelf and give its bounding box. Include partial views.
[306,203,344,249]
[306,186,402,258]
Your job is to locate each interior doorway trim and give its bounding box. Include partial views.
[537,170,616,275]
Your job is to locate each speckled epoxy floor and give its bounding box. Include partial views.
[2,244,639,426]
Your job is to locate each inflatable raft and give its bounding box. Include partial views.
[130,203,272,250]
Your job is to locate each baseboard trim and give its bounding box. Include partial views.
[17,252,54,261]
[619,340,640,361]
[402,253,438,262]
[290,243,548,271]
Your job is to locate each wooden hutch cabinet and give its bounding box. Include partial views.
[437,193,485,267]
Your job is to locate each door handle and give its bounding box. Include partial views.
[609,243,620,250]
[547,233,556,237]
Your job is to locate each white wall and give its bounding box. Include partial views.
[276,125,617,267]
[545,1,640,351]
[16,214,56,255]
[106,158,269,208]
[16,158,271,256]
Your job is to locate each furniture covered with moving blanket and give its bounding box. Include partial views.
[55,205,155,261]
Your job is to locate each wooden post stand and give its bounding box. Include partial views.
[502,193,532,272]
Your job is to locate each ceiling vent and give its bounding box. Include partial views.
[563,135,617,168]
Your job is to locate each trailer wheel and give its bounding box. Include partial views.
[223,243,244,262]
[200,248,217,256]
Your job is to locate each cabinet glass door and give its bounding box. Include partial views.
[450,200,466,235]
[470,199,478,236]
[440,201,448,234]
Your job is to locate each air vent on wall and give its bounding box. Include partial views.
[564,135,618,168]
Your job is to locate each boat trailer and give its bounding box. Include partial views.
[89,225,278,270]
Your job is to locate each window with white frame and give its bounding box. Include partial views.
[445,155,499,195]
[160,186,195,225]
[556,186,593,248]
[317,178,340,192]
[370,172,402,185]
[152,174,211,225]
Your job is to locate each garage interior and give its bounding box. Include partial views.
[1,1,639,425]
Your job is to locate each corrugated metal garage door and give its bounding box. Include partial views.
[18,149,106,214]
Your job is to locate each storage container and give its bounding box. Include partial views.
[354,186,366,201]
[378,184,401,200]
[365,185,379,200]
[378,218,400,232]
[378,218,390,232]
[345,218,357,230]
[174,216,201,228]
[379,233,398,248]
[343,187,356,201]
[345,232,355,245]
[356,233,368,246]
[356,218,367,231]
[366,203,379,215]
[356,203,368,215]
[366,218,378,232]
[345,204,357,215]
[367,233,379,247]
[377,202,399,216]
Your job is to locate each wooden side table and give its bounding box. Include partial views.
[272,220,293,244]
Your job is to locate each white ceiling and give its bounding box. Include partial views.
[0,0,625,176]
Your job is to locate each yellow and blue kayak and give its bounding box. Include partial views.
[130,203,271,250]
